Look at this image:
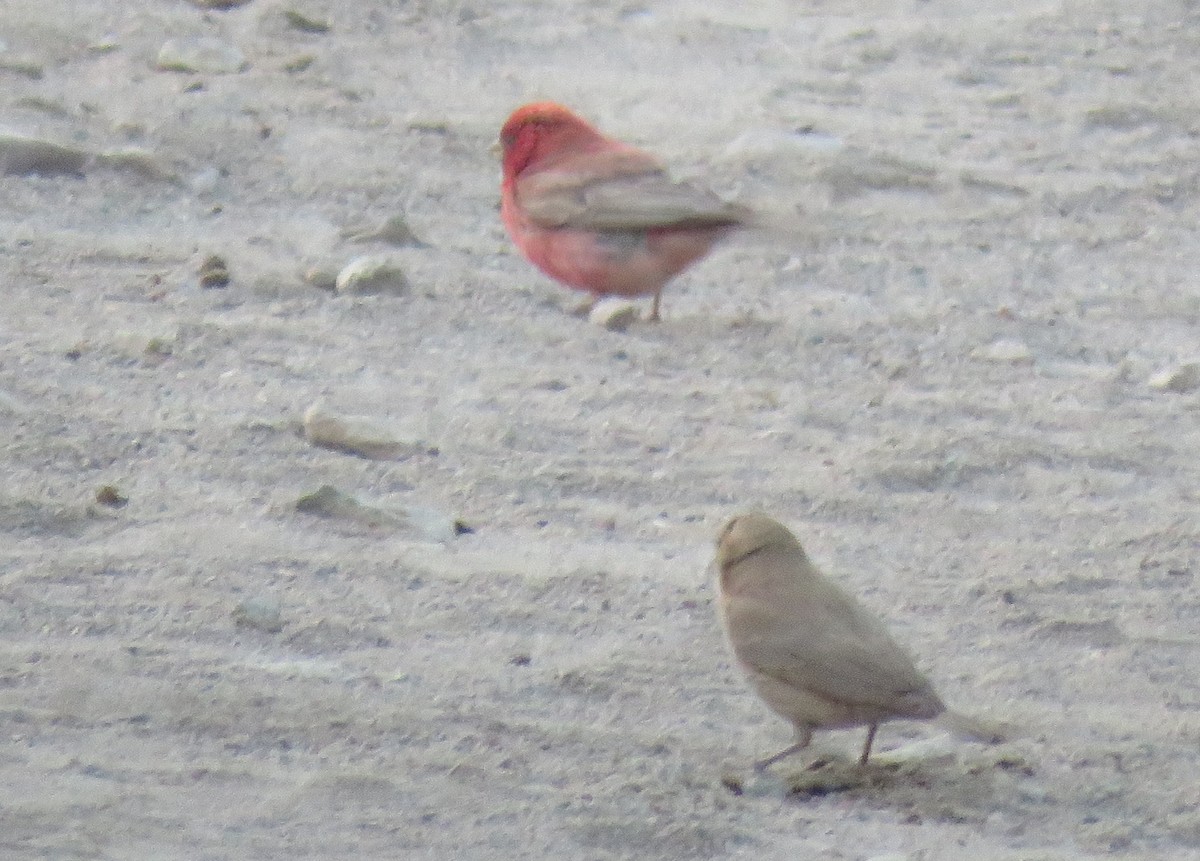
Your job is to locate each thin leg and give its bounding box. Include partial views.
[648,289,662,322]
[859,723,878,765]
[754,726,812,772]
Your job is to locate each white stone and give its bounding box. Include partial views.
[334,255,410,296]
[302,403,423,460]
[588,298,639,331]
[156,37,247,75]
[1148,360,1200,393]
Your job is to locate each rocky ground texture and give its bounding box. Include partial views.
[2,1,1199,859]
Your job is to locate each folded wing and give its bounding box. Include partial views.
[517,149,748,231]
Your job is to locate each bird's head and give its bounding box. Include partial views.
[497,101,607,179]
[715,512,808,577]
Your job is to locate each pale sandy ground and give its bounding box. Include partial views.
[2,1,1199,858]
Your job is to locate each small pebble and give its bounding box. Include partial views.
[88,35,121,54]
[198,255,231,289]
[284,9,331,33]
[588,298,639,332]
[157,37,247,74]
[302,402,424,460]
[334,255,410,296]
[94,486,128,508]
[1148,361,1200,393]
[283,54,316,73]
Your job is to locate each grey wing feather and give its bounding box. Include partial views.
[519,167,748,230]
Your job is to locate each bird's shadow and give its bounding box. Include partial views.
[728,746,1037,825]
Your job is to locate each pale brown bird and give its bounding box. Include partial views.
[714,512,947,771]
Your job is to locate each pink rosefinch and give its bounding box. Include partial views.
[714,512,947,770]
[498,101,750,321]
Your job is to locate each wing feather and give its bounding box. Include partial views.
[516,150,747,230]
